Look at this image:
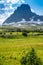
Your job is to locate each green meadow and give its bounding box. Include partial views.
[0,34,43,65]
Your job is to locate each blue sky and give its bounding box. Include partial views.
[25,0,43,15]
[0,0,43,25]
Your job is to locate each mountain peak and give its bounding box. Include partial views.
[19,4,31,11]
[3,4,43,25]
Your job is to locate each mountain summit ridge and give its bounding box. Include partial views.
[3,4,43,25]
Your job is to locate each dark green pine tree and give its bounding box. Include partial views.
[20,48,42,65]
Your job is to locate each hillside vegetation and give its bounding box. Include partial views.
[0,26,43,65]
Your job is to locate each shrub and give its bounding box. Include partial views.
[20,48,42,65]
[22,32,27,37]
[10,32,12,35]
[0,32,2,34]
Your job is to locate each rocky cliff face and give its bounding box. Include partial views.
[3,4,43,25]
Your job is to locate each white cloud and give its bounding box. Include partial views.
[6,0,10,3]
[0,14,6,25]
[0,12,13,25]
[31,9,35,13]
[21,0,25,3]
[0,0,4,3]
[5,0,19,3]
[0,0,25,25]
[5,0,25,4]
[11,0,19,4]
[17,0,25,4]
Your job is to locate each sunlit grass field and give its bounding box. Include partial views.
[0,35,43,65]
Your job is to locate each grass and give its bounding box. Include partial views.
[0,35,43,65]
